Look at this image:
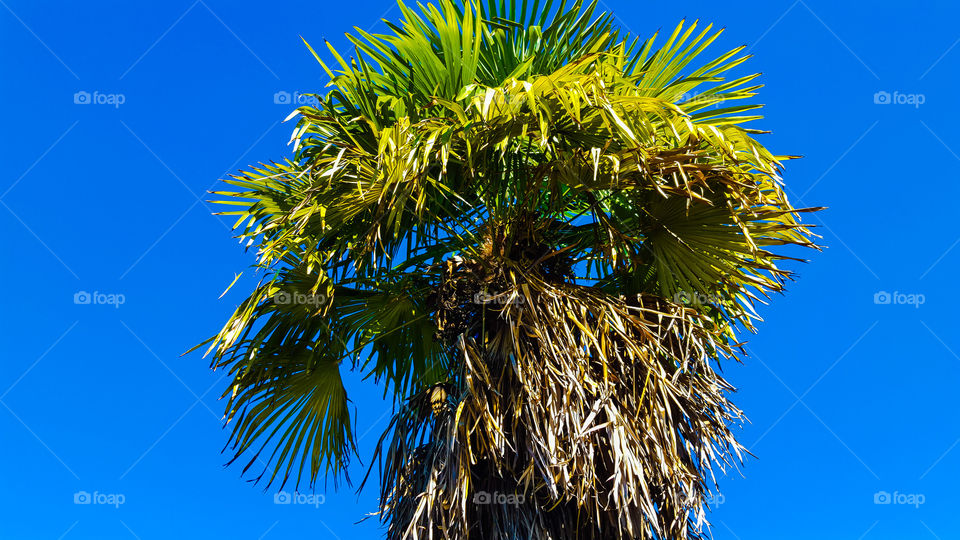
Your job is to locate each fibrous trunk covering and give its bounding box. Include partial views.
[375,231,744,539]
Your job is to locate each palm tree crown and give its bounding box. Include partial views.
[199,1,821,538]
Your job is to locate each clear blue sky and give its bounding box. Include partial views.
[1,1,957,538]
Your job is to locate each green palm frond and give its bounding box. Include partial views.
[199,1,821,538]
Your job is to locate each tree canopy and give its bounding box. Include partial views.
[198,1,820,538]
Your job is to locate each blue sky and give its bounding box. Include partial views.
[1,1,958,538]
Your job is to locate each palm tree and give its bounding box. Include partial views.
[198,1,821,538]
